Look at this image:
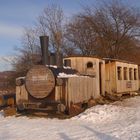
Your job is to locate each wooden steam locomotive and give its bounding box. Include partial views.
[16,36,140,115]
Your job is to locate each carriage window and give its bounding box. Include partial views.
[134,68,137,80]
[117,66,122,80]
[64,59,71,67]
[87,62,93,68]
[129,68,133,80]
[124,67,128,80]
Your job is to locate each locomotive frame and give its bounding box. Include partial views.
[16,60,105,115]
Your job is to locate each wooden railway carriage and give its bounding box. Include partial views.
[105,58,139,95]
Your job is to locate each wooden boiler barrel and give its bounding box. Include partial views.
[25,65,55,99]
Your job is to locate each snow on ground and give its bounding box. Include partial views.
[1,96,140,140]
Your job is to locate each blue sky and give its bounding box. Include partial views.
[0,0,139,71]
[0,0,86,56]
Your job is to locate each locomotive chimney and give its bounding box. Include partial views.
[40,36,49,65]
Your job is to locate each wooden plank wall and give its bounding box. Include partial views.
[16,85,28,104]
[64,57,99,75]
[55,86,63,101]
[65,77,100,107]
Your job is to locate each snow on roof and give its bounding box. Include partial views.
[57,72,79,78]
[46,65,72,69]
[47,65,58,68]
[63,66,71,69]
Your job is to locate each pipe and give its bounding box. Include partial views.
[40,36,49,65]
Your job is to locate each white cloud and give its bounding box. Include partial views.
[0,23,23,38]
[0,56,16,62]
[0,56,16,71]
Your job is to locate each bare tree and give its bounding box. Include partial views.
[21,27,40,56]
[13,27,41,76]
[66,1,140,59]
[12,4,68,78]
[65,16,98,56]
[37,4,65,66]
[81,1,140,58]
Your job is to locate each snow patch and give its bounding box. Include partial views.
[0,110,4,118]
[58,72,78,78]
[1,97,140,139]
[73,104,133,124]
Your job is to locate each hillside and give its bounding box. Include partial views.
[0,71,15,93]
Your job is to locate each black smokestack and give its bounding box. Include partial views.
[40,36,49,65]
